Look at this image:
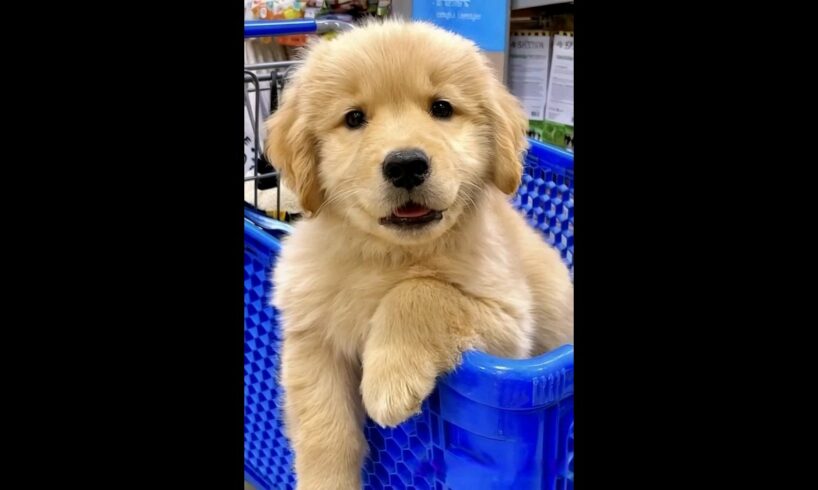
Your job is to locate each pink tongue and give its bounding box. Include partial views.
[393,203,431,218]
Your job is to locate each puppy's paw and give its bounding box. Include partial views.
[360,356,436,428]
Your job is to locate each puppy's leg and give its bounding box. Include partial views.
[361,278,524,427]
[281,331,365,490]
[525,247,574,354]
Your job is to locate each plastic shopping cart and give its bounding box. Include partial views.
[244,19,574,490]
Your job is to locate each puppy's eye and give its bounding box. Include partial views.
[430,100,453,119]
[345,110,366,129]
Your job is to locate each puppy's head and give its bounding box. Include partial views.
[266,20,527,245]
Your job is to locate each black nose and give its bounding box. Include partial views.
[382,149,429,190]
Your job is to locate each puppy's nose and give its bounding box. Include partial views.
[382,149,429,190]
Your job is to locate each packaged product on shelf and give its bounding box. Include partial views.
[508,29,552,121]
[324,0,390,16]
[248,0,391,46]
[544,31,574,126]
[374,0,391,16]
[522,30,571,150]
[248,1,324,46]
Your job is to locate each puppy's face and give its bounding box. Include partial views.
[266,21,528,245]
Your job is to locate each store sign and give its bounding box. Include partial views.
[412,0,509,52]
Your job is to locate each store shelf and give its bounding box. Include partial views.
[512,0,572,10]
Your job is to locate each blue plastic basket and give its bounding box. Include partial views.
[244,139,574,490]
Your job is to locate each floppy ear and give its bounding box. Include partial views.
[485,78,529,195]
[265,83,324,215]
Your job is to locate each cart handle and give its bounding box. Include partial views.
[244,18,353,38]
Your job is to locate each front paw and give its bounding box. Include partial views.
[360,355,437,428]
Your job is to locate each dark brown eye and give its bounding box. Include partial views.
[430,100,453,119]
[345,110,366,129]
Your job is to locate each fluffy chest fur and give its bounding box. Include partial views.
[272,195,536,361]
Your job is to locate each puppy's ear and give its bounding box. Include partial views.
[265,83,323,215]
[485,78,529,195]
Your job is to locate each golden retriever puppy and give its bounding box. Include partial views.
[265,19,573,490]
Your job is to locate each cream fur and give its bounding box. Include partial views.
[265,20,573,490]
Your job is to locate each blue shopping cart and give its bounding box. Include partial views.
[244,19,574,490]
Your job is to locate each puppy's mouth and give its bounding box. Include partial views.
[379,201,443,227]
